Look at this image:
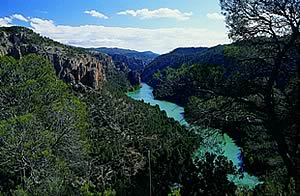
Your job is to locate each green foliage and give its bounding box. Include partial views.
[80,181,116,196]
[153,69,163,80]
[78,85,200,195]
[143,46,226,83]
[220,2,300,192]
[168,187,181,196]
[0,54,89,195]
[147,39,300,195]
[181,153,237,196]
[189,64,224,89]
[0,54,204,195]
[0,25,250,195]
[12,186,28,196]
[0,53,240,195]
[152,64,224,105]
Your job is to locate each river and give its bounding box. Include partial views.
[127,83,262,189]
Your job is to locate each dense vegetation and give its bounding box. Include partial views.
[150,54,298,194]
[144,0,300,194]
[0,55,89,195]
[2,0,298,194]
[0,27,87,57]
[0,53,239,195]
[151,63,224,105]
[219,0,300,193]
[150,37,299,196]
[142,46,228,84]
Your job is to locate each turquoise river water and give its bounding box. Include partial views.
[127,83,262,189]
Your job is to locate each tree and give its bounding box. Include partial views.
[0,55,89,194]
[181,153,236,196]
[220,0,300,192]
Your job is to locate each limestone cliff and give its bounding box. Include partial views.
[0,26,115,89]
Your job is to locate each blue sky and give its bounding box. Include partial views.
[0,0,230,53]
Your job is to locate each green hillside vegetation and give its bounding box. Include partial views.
[147,0,300,194]
[0,54,238,195]
[152,63,224,105]
[1,0,298,194]
[0,27,87,56]
[0,55,89,195]
[142,46,227,84]
[150,42,299,194]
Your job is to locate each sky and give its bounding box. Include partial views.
[0,0,230,54]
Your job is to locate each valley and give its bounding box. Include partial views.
[127,83,261,189]
[0,0,299,195]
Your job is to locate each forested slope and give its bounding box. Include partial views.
[0,27,238,195]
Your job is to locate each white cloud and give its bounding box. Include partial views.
[207,12,225,21]
[84,10,108,19]
[28,17,229,54]
[0,17,12,27]
[30,18,59,33]
[0,14,29,27]
[11,14,28,22]
[118,8,193,21]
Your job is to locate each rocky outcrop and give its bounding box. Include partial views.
[108,53,145,71]
[0,26,115,89]
[128,71,141,87]
[44,53,110,89]
[89,47,159,88]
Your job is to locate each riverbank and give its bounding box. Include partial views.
[127,83,262,190]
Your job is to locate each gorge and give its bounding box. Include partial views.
[1,4,299,192]
[127,83,262,189]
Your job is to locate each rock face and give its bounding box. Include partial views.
[107,53,146,71]
[45,53,110,89]
[0,26,115,89]
[89,47,159,88]
[128,71,141,87]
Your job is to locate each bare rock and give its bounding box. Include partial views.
[0,26,116,89]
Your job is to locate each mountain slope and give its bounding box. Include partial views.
[2,26,230,195]
[90,47,159,89]
[142,45,227,83]
[92,47,159,66]
[0,26,126,89]
[0,53,203,195]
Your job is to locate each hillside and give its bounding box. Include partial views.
[90,47,159,72]
[146,40,300,195]
[2,0,300,194]
[91,47,159,65]
[0,26,238,195]
[0,27,128,89]
[90,47,159,89]
[142,45,228,83]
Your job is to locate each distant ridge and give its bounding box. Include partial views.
[142,45,227,82]
[90,47,159,65]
